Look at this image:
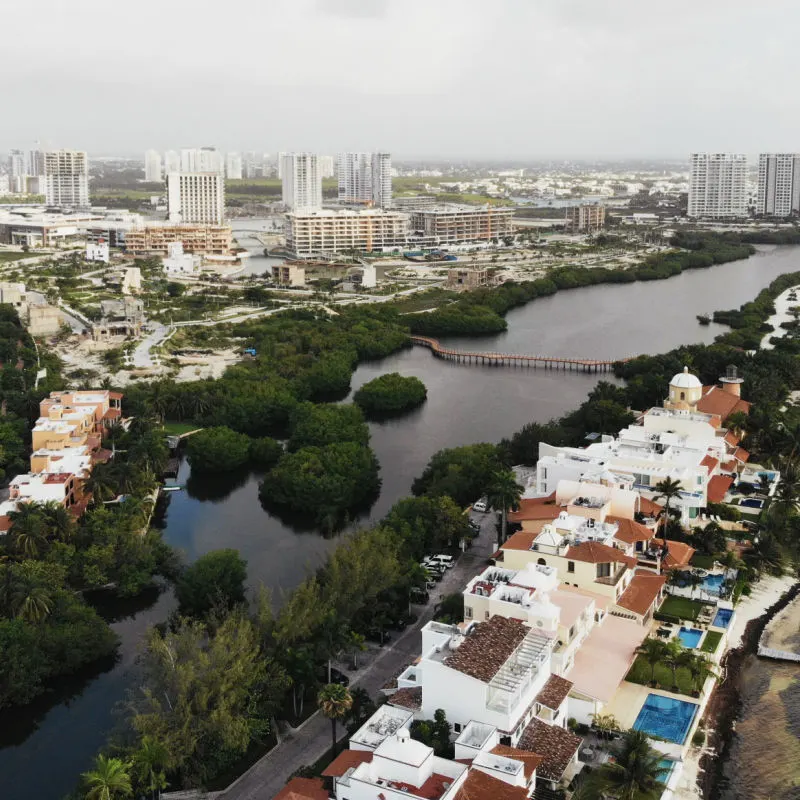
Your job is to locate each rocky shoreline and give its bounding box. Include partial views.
[699,580,800,799]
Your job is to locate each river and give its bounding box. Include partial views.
[1,245,798,800]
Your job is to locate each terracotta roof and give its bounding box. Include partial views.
[455,769,529,800]
[616,572,667,616]
[654,538,695,569]
[517,718,582,782]
[696,386,751,423]
[701,455,719,475]
[535,674,573,710]
[501,531,537,552]
[608,516,655,544]
[322,750,373,777]
[724,430,741,447]
[103,408,121,420]
[721,461,737,473]
[389,686,423,711]
[508,496,561,523]
[566,541,637,567]
[108,391,124,400]
[707,475,734,503]
[0,516,11,533]
[444,616,529,683]
[91,448,113,465]
[272,777,328,800]
[636,496,663,516]
[490,745,544,780]
[733,446,750,463]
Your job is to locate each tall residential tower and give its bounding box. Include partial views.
[44,149,89,208]
[337,152,392,208]
[756,153,800,217]
[144,150,162,182]
[688,153,747,218]
[280,153,322,211]
[167,173,225,224]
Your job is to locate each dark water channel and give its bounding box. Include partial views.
[1,245,798,799]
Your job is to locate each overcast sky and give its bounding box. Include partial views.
[3,0,796,160]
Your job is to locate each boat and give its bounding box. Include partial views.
[162,485,184,492]
[696,314,711,325]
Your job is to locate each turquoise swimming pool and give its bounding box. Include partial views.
[713,607,734,628]
[678,627,703,648]
[633,693,698,744]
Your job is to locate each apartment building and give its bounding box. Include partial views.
[271,264,306,287]
[688,153,747,218]
[564,204,606,232]
[281,153,322,211]
[44,150,89,208]
[167,172,225,225]
[756,153,800,217]
[446,267,488,289]
[124,223,232,256]
[8,150,26,179]
[225,152,243,180]
[409,205,514,244]
[337,152,392,208]
[180,147,224,174]
[28,149,45,177]
[144,150,162,182]
[285,208,409,257]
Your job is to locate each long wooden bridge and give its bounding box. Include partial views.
[410,336,630,373]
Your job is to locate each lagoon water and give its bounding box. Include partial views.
[1,245,799,799]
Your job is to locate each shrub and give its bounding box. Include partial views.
[249,436,284,469]
[692,729,706,747]
[186,426,252,472]
[175,549,247,618]
[353,373,427,417]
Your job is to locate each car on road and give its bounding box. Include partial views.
[430,554,454,569]
[473,498,489,513]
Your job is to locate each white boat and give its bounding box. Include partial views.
[162,486,183,492]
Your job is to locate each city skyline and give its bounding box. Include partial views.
[3,0,799,158]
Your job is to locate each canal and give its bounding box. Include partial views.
[1,244,798,800]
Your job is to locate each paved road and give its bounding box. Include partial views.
[221,511,498,800]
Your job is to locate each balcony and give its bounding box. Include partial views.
[595,565,628,586]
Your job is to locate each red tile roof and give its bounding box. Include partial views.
[535,675,573,710]
[608,516,655,544]
[322,750,373,777]
[566,541,637,567]
[501,531,537,552]
[389,686,422,711]
[654,538,695,569]
[696,386,751,423]
[707,475,734,503]
[733,446,750,463]
[444,617,529,683]
[490,745,544,780]
[103,408,121,420]
[109,391,124,400]
[517,718,582,781]
[636,496,663,517]
[724,430,741,447]
[701,455,719,475]
[721,461,737,473]
[391,773,455,800]
[508,504,563,523]
[455,769,529,800]
[272,777,328,800]
[616,572,667,616]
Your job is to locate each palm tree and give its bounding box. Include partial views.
[637,638,666,686]
[653,477,684,540]
[82,754,133,800]
[686,653,717,697]
[40,500,76,542]
[662,639,684,692]
[746,532,784,577]
[8,505,48,558]
[594,729,669,799]
[686,570,703,600]
[485,469,523,544]
[132,736,169,800]
[84,463,118,504]
[10,581,52,623]
[718,549,744,577]
[317,683,353,758]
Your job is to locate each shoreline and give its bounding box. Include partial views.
[695,576,800,799]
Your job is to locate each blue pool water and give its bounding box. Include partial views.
[657,759,676,784]
[702,573,726,595]
[712,608,734,628]
[740,498,764,509]
[678,627,703,648]
[758,471,777,482]
[633,694,698,743]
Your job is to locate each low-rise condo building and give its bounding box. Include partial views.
[409,205,514,245]
[124,223,233,256]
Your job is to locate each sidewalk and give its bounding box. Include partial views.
[221,512,497,800]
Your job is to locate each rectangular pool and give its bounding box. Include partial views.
[678,627,703,648]
[713,608,734,628]
[633,694,698,744]
[702,573,726,596]
[657,759,677,784]
[740,498,764,509]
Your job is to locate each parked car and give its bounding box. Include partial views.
[473,499,489,513]
[430,554,454,569]
[468,520,481,532]
[317,666,350,687]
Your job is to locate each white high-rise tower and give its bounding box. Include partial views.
[280,153,322,211]
[337,152,392,208]
[757,153,800,217]
[144,150,162,182]
[688,153,747,219]
[44,149,89,208]
[167,173,225,224]
[226,152,243,180]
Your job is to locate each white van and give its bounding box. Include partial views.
[473,499,489,513]
[431,554,454,569]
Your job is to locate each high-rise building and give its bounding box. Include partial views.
[688,153,747,218]
[756,153,800,217]
[226,152,243,180]
[144,150,162,182]
[8,150,26,179]
[28,149,45,177]
[164,150,180,176]
[319,155,335,179]
[180,147,224,175]
[167,173,225,224]
[280,153,322,211]
[337,152,392,208]
[43,150,89,208]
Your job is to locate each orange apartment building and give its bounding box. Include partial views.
[124,224,233,256]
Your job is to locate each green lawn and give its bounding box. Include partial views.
[162,420,202,436]
[700,630,723,654]
[658,596,706,621]
[690,553,716,570]
[0,251,34,264]
[626,654,695,696]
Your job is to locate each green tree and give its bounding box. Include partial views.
[486,468,523,543]
[132,736,169,800]
[653,477,684,540]
[81,755,133,800]
[186,426,252,472]
[662,639,684,692]
[412,443,504,507]
[353,373,427,417]
[636,638,666,686]
[317,683,353,757]
[593,729,668,799]
[175,549,247,618]
[288,402,369,451]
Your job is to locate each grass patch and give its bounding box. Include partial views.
[162,420,202,436]
[0,251,35,264]
[690,553,716,570]
[626,655,695,696]
[658,596,706,621]
[700,630,723,654]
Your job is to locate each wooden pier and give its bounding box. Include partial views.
[410,336,631,373]
[757,645,800,663]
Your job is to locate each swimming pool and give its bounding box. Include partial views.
[740,498,764,509]
[633,694,698,744]
[712,608,734,628]
[678,627,703,648]
[657,759,677,784]
[702,573,726,595]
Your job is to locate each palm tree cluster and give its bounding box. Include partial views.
[485,468,523,544]
[636,637,716,696]
[586,729,670,799]
[81,736,170,800]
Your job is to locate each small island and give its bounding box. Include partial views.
[353,373,428,418]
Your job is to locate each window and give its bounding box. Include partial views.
[454,723,462,733]
[680,391,686,401]
[485,611,490,620]
[569,625,576,639]
[567,561,575,573]
[537,558,547,566]
[596,563,611,578]
[464,606,473,619]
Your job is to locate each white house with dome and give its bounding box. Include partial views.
[665,366,704,411]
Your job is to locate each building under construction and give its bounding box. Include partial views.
[124,223,233,256]
[408,204,514,245]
